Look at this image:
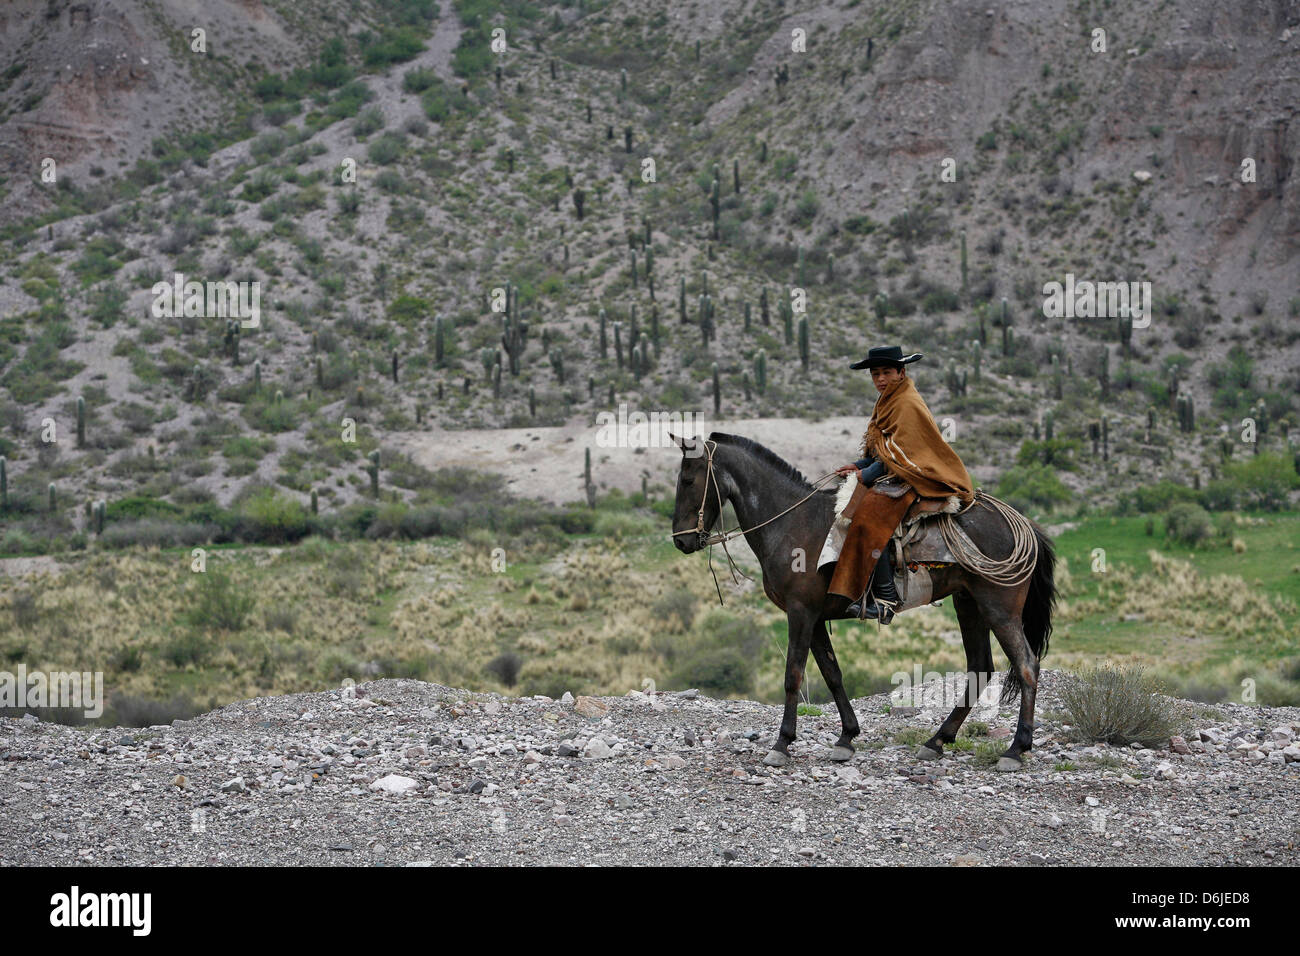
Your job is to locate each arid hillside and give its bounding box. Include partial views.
[0,0,1296,549]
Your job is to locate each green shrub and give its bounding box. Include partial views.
[249,129,288,164]
[994,462,1071,512]
[352,106,385,138]
[327,80,374,120]
[182,569,255,632]
[1214,453,1299,512]
[403,67,437,93]
[791,188,820,226]
[367,132,405,165]
[665,611,764,696]
[361,26,425,67]
[1113,480,1199,516]
[238,488,309,544]
[1163,502,1215,547]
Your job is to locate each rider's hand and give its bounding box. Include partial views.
[834,464,858,476]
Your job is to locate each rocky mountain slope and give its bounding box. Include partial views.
[0,0,1296,542]
[2,675,1297,866]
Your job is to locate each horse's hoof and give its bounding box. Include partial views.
[829,746,854,762]
[763,749,790,767]
[916,745,942,761]
[995,756,1023,772]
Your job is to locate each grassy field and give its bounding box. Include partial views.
[1050,511,1300,704]
[4,506,1298,725]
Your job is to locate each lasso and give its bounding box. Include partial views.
[937,490,1039,587]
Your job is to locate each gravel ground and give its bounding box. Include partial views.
[2,673,1298,867]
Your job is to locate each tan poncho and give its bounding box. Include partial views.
[860,375,974,504]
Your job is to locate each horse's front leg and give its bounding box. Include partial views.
[811,621,859,761]
[764,605,814,767]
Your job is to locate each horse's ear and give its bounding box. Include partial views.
[668,431,692,452]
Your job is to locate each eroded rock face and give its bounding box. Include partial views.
[0,0,314,223]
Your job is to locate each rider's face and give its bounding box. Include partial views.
[871,366,904,392]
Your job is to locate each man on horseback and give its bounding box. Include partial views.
[829,345,974,623]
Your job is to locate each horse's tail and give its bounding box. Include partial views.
[1000,520,1057,705]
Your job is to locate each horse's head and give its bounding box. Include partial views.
[667,432,727,553]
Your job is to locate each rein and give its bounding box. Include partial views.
[671,439,840,606]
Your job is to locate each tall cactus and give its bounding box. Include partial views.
[76,396,86,448]
[1000,298,1011,355]
[367,450,380,497]
[945,361,967,397]
[434,314,445,365]
[798,317,809,371]
[733,158,741,194]
[971,340,982,383]
[712,362,721,415]
[760,286,770,325]
[960,231,968,302]
[710,178,720,239]
[501,314,528,376]
[599,308,608,358]
[0,455,6,511]
[755,349,767,395]
[679,276,687,323]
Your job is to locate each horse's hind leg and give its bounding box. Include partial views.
[764,605,814,767]
[985,591,1038,772]
[918,587,993,761]
[810,620,859,761]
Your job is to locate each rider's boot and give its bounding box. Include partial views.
[846,546,900,624]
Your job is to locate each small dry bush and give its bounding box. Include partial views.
[1059,663,1182,747]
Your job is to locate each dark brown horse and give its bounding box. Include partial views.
[668,431,1056,771]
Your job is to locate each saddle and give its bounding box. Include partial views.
[819,474,966,612]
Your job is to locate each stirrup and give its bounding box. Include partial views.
[862,602,896,625]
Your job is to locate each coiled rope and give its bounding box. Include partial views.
[937,490,1039,588]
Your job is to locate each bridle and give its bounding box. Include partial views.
[671,438,840,605]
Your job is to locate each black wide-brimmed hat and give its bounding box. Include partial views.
[849,345,923,370]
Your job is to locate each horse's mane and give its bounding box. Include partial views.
[708,432,833,496]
